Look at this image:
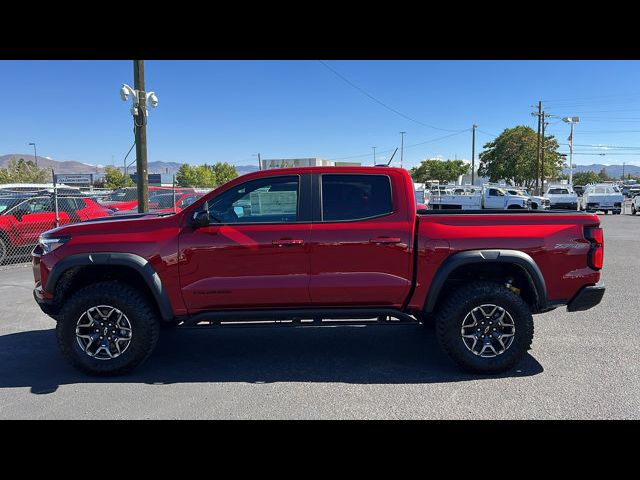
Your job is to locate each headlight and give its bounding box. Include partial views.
[38,236,70,254]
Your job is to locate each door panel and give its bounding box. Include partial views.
[309,173,414,307]
[178,174,312,312]
[179,224,311,311]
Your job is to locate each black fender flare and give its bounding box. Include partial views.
[45,252,174,321]
[424,249,548,313]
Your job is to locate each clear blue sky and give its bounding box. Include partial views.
[2,60,640,169]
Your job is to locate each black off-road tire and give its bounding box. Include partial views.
[632,204,637,215]
[414,311,435,329]
[435,281,534,374]
[56,282,160,376]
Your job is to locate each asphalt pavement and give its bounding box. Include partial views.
[0,214,638,419]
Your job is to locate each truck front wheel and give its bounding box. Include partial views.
[435,281,534,374]
[56,281,160,376]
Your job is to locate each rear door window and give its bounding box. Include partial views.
[321,174,392,221]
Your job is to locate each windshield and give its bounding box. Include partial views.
[548,188,570,195]
[103,189,136,201]
[0,198,23,214]
[152,195,176,209]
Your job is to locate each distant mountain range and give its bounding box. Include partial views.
[0,154,102,174]
[5,153,636,179]
[0,153,260,176]
[562,163,640,178]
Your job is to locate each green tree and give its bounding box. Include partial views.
[478,126,563,188]
[597,168,610,182]
[409,159,469,183]
[0,158,51,183]
[103,166,134,189]
[210,162,238,186]
[572,170,600,185]
[176,162,238,188]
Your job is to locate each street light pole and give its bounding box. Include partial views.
[372,146,376,165]
[28,142,38,168]
[562,117,580,186]
[471,124,477,185]
[399,132,406,168]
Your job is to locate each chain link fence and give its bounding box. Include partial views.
[0,182,208,269]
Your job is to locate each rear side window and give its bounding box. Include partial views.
[321,174,392,221]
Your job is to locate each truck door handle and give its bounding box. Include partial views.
[272,239,305,246]
[369,237,402,244]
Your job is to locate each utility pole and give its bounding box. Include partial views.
[569,122,574,185]
[535,101,542,194]
[258,152,262,170]
[372,146,376,165]
[399,132,406,169]
[622,162,625,179]
[28,142,38,168]
[471,124,477,185]
[541,111,547,194]
[133,60,149,213]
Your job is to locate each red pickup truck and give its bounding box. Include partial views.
[32,167,605,376]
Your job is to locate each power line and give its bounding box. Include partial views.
[476,129,498,137]
[326,129,470,161]
[317,60,461,133]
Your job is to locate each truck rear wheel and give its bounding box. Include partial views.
[56,281,160,376]
[435,281,534,374]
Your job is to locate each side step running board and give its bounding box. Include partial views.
[179,308,419,328]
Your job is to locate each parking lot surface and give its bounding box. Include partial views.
[0,214,638,419]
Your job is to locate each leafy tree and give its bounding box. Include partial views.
[572,171,600,185]
[0,158,51,183]
[210,162,238,185]
[597,168,610,182]
[103,166,134,189]
[409,159,469,183]
[176,162,238,188]
[478,126,563,188]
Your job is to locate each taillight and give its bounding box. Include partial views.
[585,226,604,270]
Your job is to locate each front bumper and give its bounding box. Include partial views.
[567,284,605,312]
[33,286,60,319]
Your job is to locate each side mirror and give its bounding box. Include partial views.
[190,210,210,228]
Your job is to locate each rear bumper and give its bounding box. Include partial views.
[551,202,578,210]
[567,284,605,312]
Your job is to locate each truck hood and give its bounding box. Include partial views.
[41,212,178,238]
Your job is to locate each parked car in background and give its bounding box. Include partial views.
[430,185,531,210]
[114,192,204,215]
[545,185,578,210]
[98,187,195,212]
[628,187,640,199]
[506,188,550,210]
[580,184,624,214]
[631,194,640,215]
[0,195,111,263]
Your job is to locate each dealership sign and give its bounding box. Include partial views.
[54,174,94,184]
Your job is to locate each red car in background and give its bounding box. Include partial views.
[100,187,195,212]
[0,195,111,263]
[114,192,204,215]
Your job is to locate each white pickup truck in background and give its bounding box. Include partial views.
[505,188,550,210]
[631,193,640,215]
[430,185,531,210]
[545,185,578,210]
[580,183,624,214]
